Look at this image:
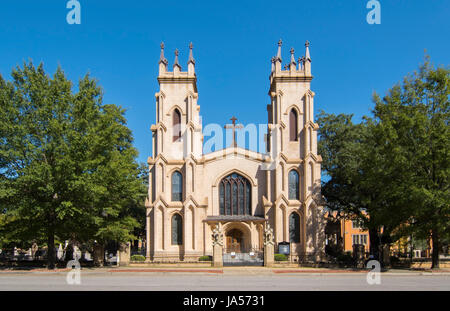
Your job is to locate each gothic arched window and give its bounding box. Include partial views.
[289,212,300,243]
[171,171,183,202]
[173,109,181,142]
[171,214,183,245]
[219,173,251,216]
[288,170,299,200]
[289,109,298,141]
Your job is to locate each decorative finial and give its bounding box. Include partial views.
[276,39,282,62]
[173,49,181,69]
[159,42,168,65]
[290,48,296,65]
[188,42,195,65]
[305,40,311,61]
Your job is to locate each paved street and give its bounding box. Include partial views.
[0,270,449,291]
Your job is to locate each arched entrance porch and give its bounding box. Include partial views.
[204,216,266,266]
[222,223,263,266]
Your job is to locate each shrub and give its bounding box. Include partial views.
[336,252,354,265]
[390,256,400,264]
[275,253,288,261]
[325,244,344,258]
[199,255,212,262]
[131,255,146,262]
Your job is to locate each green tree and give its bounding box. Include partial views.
[128,163,149,246]
[318,57,449,268]
[0,62,145,268]
[371,57,449,268]
[317,112,404,264]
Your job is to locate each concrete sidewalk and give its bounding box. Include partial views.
[1,266,449,276]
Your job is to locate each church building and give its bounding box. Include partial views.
[145,40,326,264]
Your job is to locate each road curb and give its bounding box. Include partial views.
[107,268,224,274]
[0,268,449,276]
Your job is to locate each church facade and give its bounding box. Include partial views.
[145,40,326,263]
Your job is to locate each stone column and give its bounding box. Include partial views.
[118,242,131,267]
[31,243,38,260]
[353,244,365,269]
[93,243,104,267]
[211,224,223,267]
[264,223,275,267]
[264,244,274,268]
[146,207,151,261]
[213,244,223,268]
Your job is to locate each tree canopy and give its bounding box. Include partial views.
[318,57,449,268]
[0,62,146,268]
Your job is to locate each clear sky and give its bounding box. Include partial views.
[0,1,449,163]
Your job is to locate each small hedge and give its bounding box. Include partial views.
[390,256,400,264]
[275,254,288,261]
[131,255,146,262]
[336,252,354,265]
[199,255,212,262]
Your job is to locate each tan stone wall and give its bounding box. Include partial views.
[146,41,325,263]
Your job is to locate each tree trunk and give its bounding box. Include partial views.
[47,227,56,270]
[431,229,440,269]
[369,228,380,261]
[381,244,391,268]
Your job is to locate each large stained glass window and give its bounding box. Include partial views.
[219,173,251,216]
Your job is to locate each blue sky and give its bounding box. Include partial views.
[0,1,448,163]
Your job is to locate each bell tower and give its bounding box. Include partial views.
[267,40,316,159]
[147,43,204,261]
[266,40,322,249]
[152,42,203,161]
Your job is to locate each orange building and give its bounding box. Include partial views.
[341,218,370,253]
[325,211,370,254]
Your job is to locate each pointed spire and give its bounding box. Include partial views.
[188,42,196,75]
[289,48,297,71]
[173,49,181,69]
[271,57,275,72]
[276,39,282,62]
[188,42,195,65]
[304,41,312,75]
[305,40,311,61]
[290,48,296,65]
[159,42,168,65]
